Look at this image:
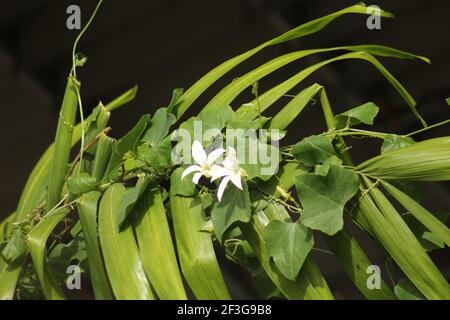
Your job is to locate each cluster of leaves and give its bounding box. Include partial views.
[1,3,449,300]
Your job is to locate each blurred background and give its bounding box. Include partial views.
[0,0,449,299]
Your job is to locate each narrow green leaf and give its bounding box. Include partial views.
[135,187,187,300]
[268,84,322,130]
[359,178,450,299]
[324,230,396,300]
[91,133,114,180]
[394,278,425,300]
[170,168,230,300]
[382,181,450,247]
[174,4,394,118]
[27,208,69,300]
[104,86,138,112]
[357,137,450,181]
[117,175,151,230]
[2,88,137,299]
[210,44,423,113]
[169,167,197,197]
[76,191,113,300]
[15,86,136,224]
[46,77,79,211]
[236,51,426,127]
[403,212,448,251]
[98,184,154,300]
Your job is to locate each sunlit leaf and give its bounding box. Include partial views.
[335,102,379,129]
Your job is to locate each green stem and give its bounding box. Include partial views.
[406,118,450,137]
[46,76,79,212]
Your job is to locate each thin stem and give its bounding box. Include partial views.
[405,118,450,137]
[71,0,105,78]
[312,247,334,256]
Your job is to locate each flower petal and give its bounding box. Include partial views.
[181,165,201,180]
[227,147,237,160]
[230,173,243,190]
[207,148,225,164]
[192,172,203,184]
[217,176,231,201]
[210,165,232,181]
[192,140,207,166]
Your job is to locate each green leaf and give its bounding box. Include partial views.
[403,212,448,251]
[227,118,270,130]
[207,46,419,114]
[268,84,322,130]
[265,220,314,280]
[76,191,113,300]
[105,114,151,177]
[291,135,336,167]
[359,178,450,299]
[170,194,231,299]
[357,137,450,181]
[212,183,252,243]
[16,262,44,299]
[394,278,425,300]
[1,229,28,265]
[314,156,342,176]
[296,164,359,235]
[27,208,69,300]
[174,4,394,118]
[67,173,99,195]
[166,88,184,114]
[446,97,450,106]
[48,235,87,284]
[2,87,137,299]
[241,206,334,299]
[324,229,396,300]
[226,133,280,180]
[46,77,79,211]
[139,137,173,168]
[251,266,283,299]
[179,105,235,146]
[134,187,187,299]
[382,181,450,248]
[335,102,379,129]
[98,183,155,300]
[170,167,197,197]
[91,133,114,180]
[381,134,415,154]
[117,175,151,230]
[142,108,176,147]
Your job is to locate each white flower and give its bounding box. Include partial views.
[181,140,225,184]
[211,147,243,201]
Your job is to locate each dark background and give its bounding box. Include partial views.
[1,0,449,299]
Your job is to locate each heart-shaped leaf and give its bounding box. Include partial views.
[265,220,314,280]
[296,164,359,235]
